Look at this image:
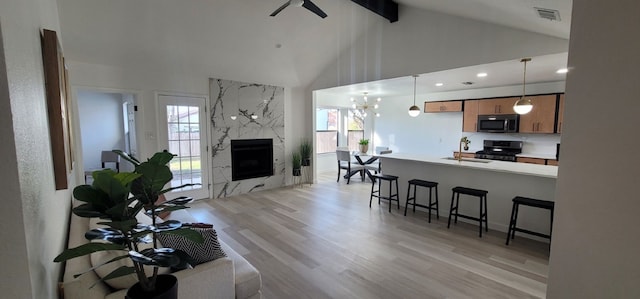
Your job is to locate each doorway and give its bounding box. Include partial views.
[77,90,139,180]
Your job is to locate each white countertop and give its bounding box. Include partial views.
[381,152,558,179]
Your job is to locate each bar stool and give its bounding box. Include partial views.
[369,173,400,212]
[506,196,555,245]
[404,179,439,223]
[447,186,489,237]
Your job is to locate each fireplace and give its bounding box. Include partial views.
[231,139,274,181]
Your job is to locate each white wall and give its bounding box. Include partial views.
[0,0,73,298]
[77,90,125,171]
[547,1,640,298]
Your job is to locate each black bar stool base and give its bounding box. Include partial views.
[447,186,489,237]
[404,179,439,223]
[369,173,400,213]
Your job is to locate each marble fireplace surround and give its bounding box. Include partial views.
[209,78,285,198]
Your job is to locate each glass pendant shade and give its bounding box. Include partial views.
[408,105,421,117]
[513,97,533,114]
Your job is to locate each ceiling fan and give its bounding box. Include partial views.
[270,0,328,19]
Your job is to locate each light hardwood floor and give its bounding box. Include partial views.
[180,172,550,299]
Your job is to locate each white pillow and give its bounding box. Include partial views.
[89,217,169,290]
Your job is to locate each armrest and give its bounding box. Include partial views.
[173,257,235,299]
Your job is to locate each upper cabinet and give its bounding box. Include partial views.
[556,94,565,133]
[518,94,557,133]
[424,101,463,113]
[463,100,479,132]
[477,97,519,115]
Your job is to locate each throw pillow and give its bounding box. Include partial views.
[89,217,170,290]
[157,223,227,266]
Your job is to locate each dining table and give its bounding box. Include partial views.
[344,152,379,182]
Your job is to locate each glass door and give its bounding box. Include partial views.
[157,94,210,200]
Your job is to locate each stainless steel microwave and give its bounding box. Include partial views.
[477,114,519,133]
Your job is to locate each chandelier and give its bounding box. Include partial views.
[350,92,381,117]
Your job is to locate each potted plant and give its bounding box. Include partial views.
[358,138,369,154]
[292,152,302,176]
[300,139,312,166]
[461,136,471,151]
[54,151,202,299]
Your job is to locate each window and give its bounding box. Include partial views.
[347,109,365,152]
[316,108,338,154]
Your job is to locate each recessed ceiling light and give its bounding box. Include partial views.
[435,83,444,87]
[556,68,568,74]
[477,72,488,78]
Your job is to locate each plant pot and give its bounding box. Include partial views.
[302,158,311,166]
[293,168,302,176]
[359,144,368,154]
[126,274,178,299]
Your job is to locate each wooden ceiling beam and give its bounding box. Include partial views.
[351,0,399,23]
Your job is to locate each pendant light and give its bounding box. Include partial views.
[513,58,533,115]
[408,75,421,117]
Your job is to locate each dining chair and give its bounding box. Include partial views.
[336,149,365,184]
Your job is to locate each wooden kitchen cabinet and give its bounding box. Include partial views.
[424,101,463,112]
[516,157,547,165]
[477,97,518,115]
[463,100,479,132]
[518,94,557,133]
[556,94,565,133]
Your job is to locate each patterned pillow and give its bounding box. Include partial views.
[157,223,226,266]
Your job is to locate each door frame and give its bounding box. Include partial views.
[155,91,212,200]
[72,85,144,181]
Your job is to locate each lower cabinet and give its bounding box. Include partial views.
[517,157,559,165]
[453,152,476,159]
[517,157,547,165]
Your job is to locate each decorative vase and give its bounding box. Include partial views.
[302,158,311,166]
[126,274,178,299]
[359,144,368,154]
[293,168,301,176]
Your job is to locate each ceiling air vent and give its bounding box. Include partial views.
[535,7,561,21]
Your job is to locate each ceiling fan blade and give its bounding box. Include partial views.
[302,0,328,18]
[270,1,291,17]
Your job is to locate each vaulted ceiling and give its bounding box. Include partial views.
[57,0,571,89]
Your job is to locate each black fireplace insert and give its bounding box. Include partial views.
[231,139,274,181]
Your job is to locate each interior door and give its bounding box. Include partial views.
[157,93,210,200]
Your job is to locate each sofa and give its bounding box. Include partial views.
[61,201,262,299]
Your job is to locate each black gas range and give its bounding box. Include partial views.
[475,140,523,162]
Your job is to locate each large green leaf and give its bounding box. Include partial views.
[73,185,110,209]
[93,171,129,205]
[72,204,107,218]
[137,162,173,193]
[147,151,175,166]
[54,243,125,262]
[114,172,142,187]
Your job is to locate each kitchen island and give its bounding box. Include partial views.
[380,153,557,238]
